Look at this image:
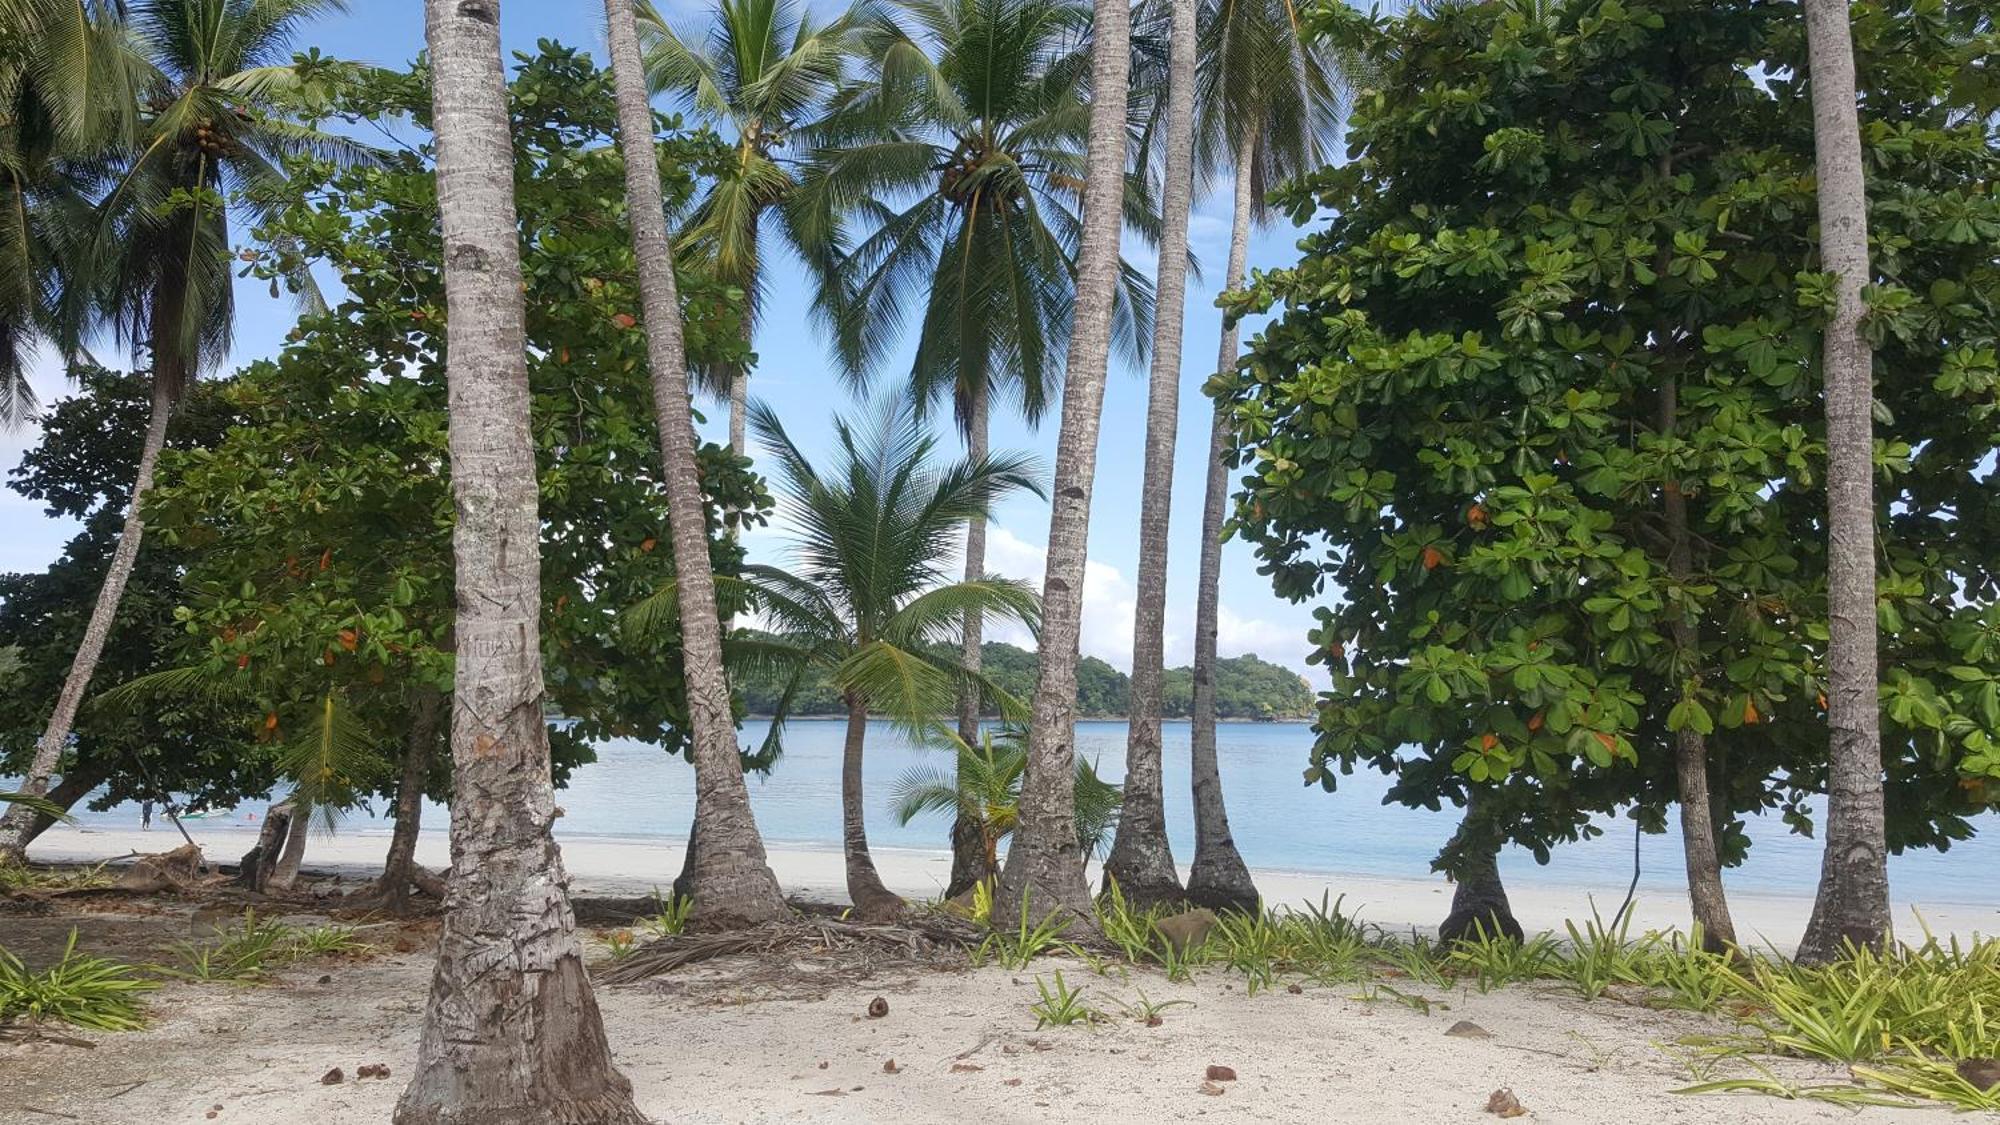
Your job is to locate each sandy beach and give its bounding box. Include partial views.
[0,891,1956,1125]
[28,822,1999,949]
[7,824,1996,1123]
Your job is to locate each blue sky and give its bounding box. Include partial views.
[1,0,1331,687]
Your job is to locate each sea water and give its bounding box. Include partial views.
[54,718,2000,908]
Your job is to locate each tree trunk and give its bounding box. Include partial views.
[603,0,786,930]
[728,368,748,459]
[0,378,175,864]
[841,693,902,920]
[1797,0,1890,965]
[1185,140,1260,916]
[13,765,108,852]
[374,689,442,913]
[947,379,992,898]
[397,4,644,1122]
[728,259,753,456]
[237,801,294,894]
[268,800,311,893]
[670,815,698,902]
[1103,0,1197,911]
[1658,377,1738,953]
[1436,793,1523,945]
[994,0,1132,932]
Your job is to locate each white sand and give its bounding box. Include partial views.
[28,822,1998,948]
[0,919,1953,1125]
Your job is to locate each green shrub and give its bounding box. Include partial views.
[163,910,368,981]
[1029,970,1100,1028]
[0,932,156,1031]
[974,891,1078,970]
[642,890,694,938]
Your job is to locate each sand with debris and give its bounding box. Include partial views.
[0,899,1950,1125]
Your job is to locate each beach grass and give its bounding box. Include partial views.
[971,890,2000,1112]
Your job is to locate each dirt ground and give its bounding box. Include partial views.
[0,899,1967,1124]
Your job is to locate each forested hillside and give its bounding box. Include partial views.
[733,638,1313,721]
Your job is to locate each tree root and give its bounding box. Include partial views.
[597,913,986,985]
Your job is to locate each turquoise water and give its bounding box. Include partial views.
[59,718,2000,906]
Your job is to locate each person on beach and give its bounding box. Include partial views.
[141,800,153,831]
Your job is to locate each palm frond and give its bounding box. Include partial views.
[276,690,389,826]
[88,662,252,712]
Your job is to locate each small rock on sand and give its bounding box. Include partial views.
[1958,1059,2000,1091]
[1198,1081,1226,1096]
[1484,1088,1527,1118]
[1155,909,1218,953]
[1205,1065,1237,1082]
[319,1068,343,1086]
[1445,1021,1492,1039]
[866,996,889,1018]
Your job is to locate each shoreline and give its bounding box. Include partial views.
[28,823,1996,949]
[741,713,1312,723]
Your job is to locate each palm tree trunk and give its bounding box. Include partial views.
[373,688,442,913]
[1436,791,1523,945]
[994,0,1133,931]
[728,275,752,456]
[670,815,699,901]
[841,693,902,920]
[947,378,992,897]
[727,370,748,455]
[1103,0,1197,910]
[397,4,643,1122]
[1186,139,1259,915]
[0,377,174,865]
[11,764,108,853]
[604,0,786,930]
[1797,0,1890,965]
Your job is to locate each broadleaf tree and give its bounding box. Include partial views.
[136,48,771,911]
[1219,0,2000,939]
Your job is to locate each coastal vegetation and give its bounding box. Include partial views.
[1,0,1996,1120]
[733,640,1316,722]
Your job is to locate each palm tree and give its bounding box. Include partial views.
[0,0,141,426]
[892,727,1121,875]
[1100,0,1198,908]
[635,0,867,454]
[991,0,1132,930]
[0,0,361,865]
[799,0,1158,896]
[1181,0,1342,915]
[1796,0,1889,964]
[605,0,790,930]
[396,2,641,1121]
[742,398,1042,919]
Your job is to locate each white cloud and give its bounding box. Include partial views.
[979,524,1322,687]
[980,524,1139,670]
[1187,212,1232,252]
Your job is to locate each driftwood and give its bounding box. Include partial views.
[113,843,205,894]
[599,913,986,986]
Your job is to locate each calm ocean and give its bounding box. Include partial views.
[57,718,2000,907]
